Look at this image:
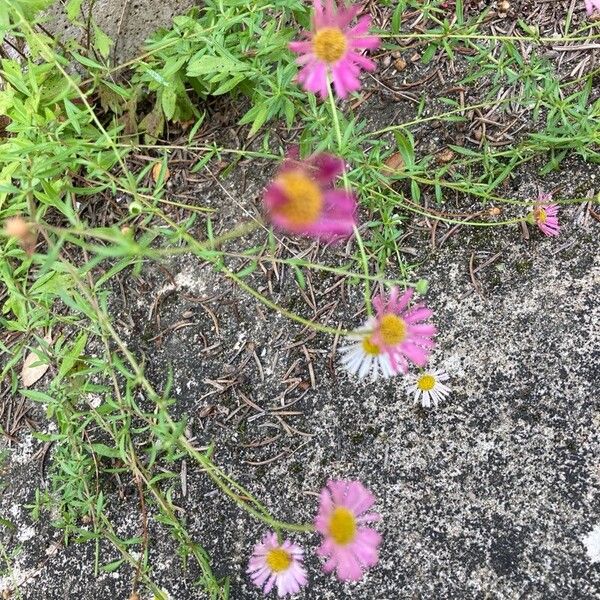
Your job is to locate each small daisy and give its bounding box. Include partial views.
[372,286,436,374]
[340,288,437,378]
[247,532,307,597]
[585,0,600,18]
[315,480,381,581]
[406,368,451,408]
[530,192,560,237]
[289,0,380,99]
[338,319,395,380]
[263,147,356,240]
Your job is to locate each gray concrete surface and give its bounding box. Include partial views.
[45,0,198,64]
[1,180,599,597]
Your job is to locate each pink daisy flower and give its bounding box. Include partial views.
[247,532,308,597]
[315,480,382,581]
[361,286,437,375]
[263,148,357,239]
[531,192,560,237]
[289,0,380,99]
[585,0,600,17]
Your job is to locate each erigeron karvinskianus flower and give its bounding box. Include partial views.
[248,532,307,597]
[289,0,380,99]
[315,480,381,581]
[406,368,451,408]
[338,319,396,381]
[530,192,560,237]
[585,0,600,18]
[340,287,436,379]
[263,148,357,240]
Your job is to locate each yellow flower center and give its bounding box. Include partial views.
[275,170,323,226]
[313,27,347,64]
[362,336,381,356]
[535,207,548,224]
[328,507,357,546]
[417,373,436,391]
[379,314,407,346]
[265,548,292,573]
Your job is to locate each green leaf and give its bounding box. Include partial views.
[90,443,121,459]
[7,0,53,21]
[247,104,268,137]
[63,98,81,134]
[186,55,247,77]
[161,88,177,120]
[93,24,113,59]
[0,517,16,531]
[101,559,125,573]
[66,0,84,21]
[57,332,88,381]
[292,265,306,289]
[212,73,246,95]
[421,44,437,65]
[72,52,104,70]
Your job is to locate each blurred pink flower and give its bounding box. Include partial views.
[367,287,437,374]
[532,192,560,237]
[315,480,381,581]
[585,0,600,16]
[289,0,380,99]
[263,148,357,239]
[248,532,307,597]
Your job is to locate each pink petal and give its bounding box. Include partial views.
[309,153,345,185]
[347,14,372,36]
[332,61,361,97]
[372,293,385,314]
[345,481,375,514]
[349,35,381,50]
[302,217,355,239]
[335,547,364,581]
[352,527,381,566]
[408,323,437,336]
[336,4,361,28]
[393,287,414,312]
[403,306,433,324]
[328,480,349,505]
[288,40,312,54]
[263,182,288,211]
[346,50,377,71]
[357,512,382,525]
[400,342,429,366]
[263,573,277,594]
[323,189,357,216]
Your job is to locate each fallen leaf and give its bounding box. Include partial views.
[21,331,52,387]
[436,148,455,164]
[394,57,407,71]
[382,152,405,174]
[151,161,170,183]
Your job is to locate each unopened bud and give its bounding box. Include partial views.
[3,216,36,254]
[3,216,30,240]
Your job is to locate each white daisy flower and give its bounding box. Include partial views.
[338,320,396,381]
[406,368,451,407]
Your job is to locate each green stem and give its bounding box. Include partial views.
[55,254,314,535]
[326,76,373,316]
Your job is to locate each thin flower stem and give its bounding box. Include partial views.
[326,76,373,316]
[205,219,263,248]
[55,251,314,534]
